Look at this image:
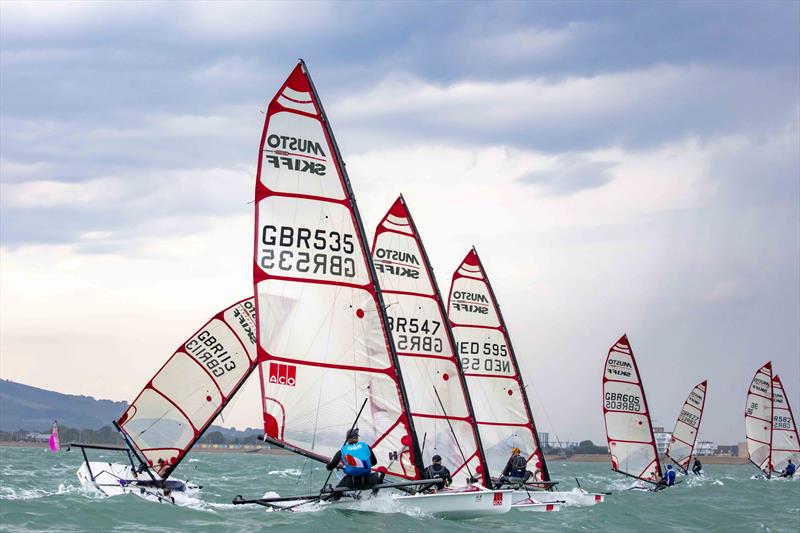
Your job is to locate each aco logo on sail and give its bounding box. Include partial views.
[269,362,297,386]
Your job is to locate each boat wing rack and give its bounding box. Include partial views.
[67,442,142,482]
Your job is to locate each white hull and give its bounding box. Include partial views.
[514,489,605,507]
[77,462,199,503]
[510,497,562,512]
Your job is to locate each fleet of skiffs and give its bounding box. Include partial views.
[68,61,799,516]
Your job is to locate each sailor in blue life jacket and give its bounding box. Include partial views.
[780,459,796,478]
[422,454,452,490]
[499,447,533,485]
[325,428,380,499]
[662,464,677,487]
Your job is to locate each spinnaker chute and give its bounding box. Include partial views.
[771,374,799,475]
[744,362,773,475]
[253,62,421,479]
[602,334,661,484]
[372,196,490,486]
[446,248,548,485]
[116,297,257,478]
[666,381,707,473]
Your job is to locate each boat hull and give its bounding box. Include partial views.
[392,487,512,517]
[77,462,199,503]
[510,497,562,512]
[514,489,605,507]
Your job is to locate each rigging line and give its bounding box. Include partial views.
[433,386,474,481]
[526,382,565,451]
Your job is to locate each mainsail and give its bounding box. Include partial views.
[666,381,707,473]
[602,334,662,483]
[117,297,257,478]
[49,421,61,453]
[771,374,800,474]
[447,248,548,484]
[744,362,773,474]
[254,62,421,479]
[372,197,489,485]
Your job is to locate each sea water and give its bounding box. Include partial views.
[1,446,798,532]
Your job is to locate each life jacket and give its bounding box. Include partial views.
[340,442,372,476]
[425,464,449,480]
[786,463,796,475]
[509,454,527,476]
[665,469,676,485]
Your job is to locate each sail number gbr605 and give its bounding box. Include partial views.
[260,225,357,278]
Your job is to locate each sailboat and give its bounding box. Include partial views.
[602,334,663,490]
[232,61,510,517]
[72,297,257,502]
[49,421,61,453]
[745,362,800,478]
[447,248,602,508]
[666,381,708,474]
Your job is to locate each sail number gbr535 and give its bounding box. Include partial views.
[260,225,356,278]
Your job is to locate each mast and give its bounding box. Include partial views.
[301,62,424,473]
[471,247,550,482]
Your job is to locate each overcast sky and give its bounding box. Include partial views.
[1,1,798,445]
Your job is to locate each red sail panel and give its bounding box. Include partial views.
[771,374,800,474]
[745,362,773,474]
[118,297,257,478]
[666,381,708,473]
[447,248,548,484]
[253,63,419,479]
[372,196,490,486]
[602,334,662,484]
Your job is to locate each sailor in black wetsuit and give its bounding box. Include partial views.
[692,458,703,475]
[325,428,380,500]
[499,447,532,485]
[422,455,452,490]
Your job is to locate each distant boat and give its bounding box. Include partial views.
[49,421,60,453]
[602,334,662,489]
[745,362,800,478]
[666,381,708,473]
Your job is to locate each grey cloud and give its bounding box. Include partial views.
[517,155,616,195]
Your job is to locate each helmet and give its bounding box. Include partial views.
[667,464,673,469]
[346,428,359,440]
[432,454,442,462]
[511,447,521,455]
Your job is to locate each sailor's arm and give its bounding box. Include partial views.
[369,448,377,466]
[326,450,342,471]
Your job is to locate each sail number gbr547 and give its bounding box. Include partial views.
[260,225,356,278]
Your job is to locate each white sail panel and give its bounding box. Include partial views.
[118,298,257,478]
[448,249,548,483]
[771,375,799,474]
[602,335,661,483]
[744,362,773,473]
[372,197,488,486]
[255,63,419,480]
[666,381,707,473]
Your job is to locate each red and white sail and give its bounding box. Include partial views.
[771,374,799,474]
[602,335,661,484]
[666,381,707,473]
[118,297,257,478]
[447,248,548,484]
[744,362,773,474]
[254,62,420,479]
[372,197,489,485]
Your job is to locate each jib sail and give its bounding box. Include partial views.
[771,374,799,474]
[447,248,548,484]
[602,334,661,484]
[117,297,257,478]
[745,362,773,474]
[666,381,707,473]
[372,196,490,485]
[254,62,421,479]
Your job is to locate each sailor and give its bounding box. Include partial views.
[422,454,452,489]
[325,428,379,499]
[692,458,703,475]
[663,464,676,487]
[499,447,532,485]
[780,459,796,478]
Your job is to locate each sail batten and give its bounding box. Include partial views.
[602,334,662,484]
[117,297,258,478]
[372,196,490,486]
[254,63,420,479]
[447,248,548,484]
[666,380,707,473]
